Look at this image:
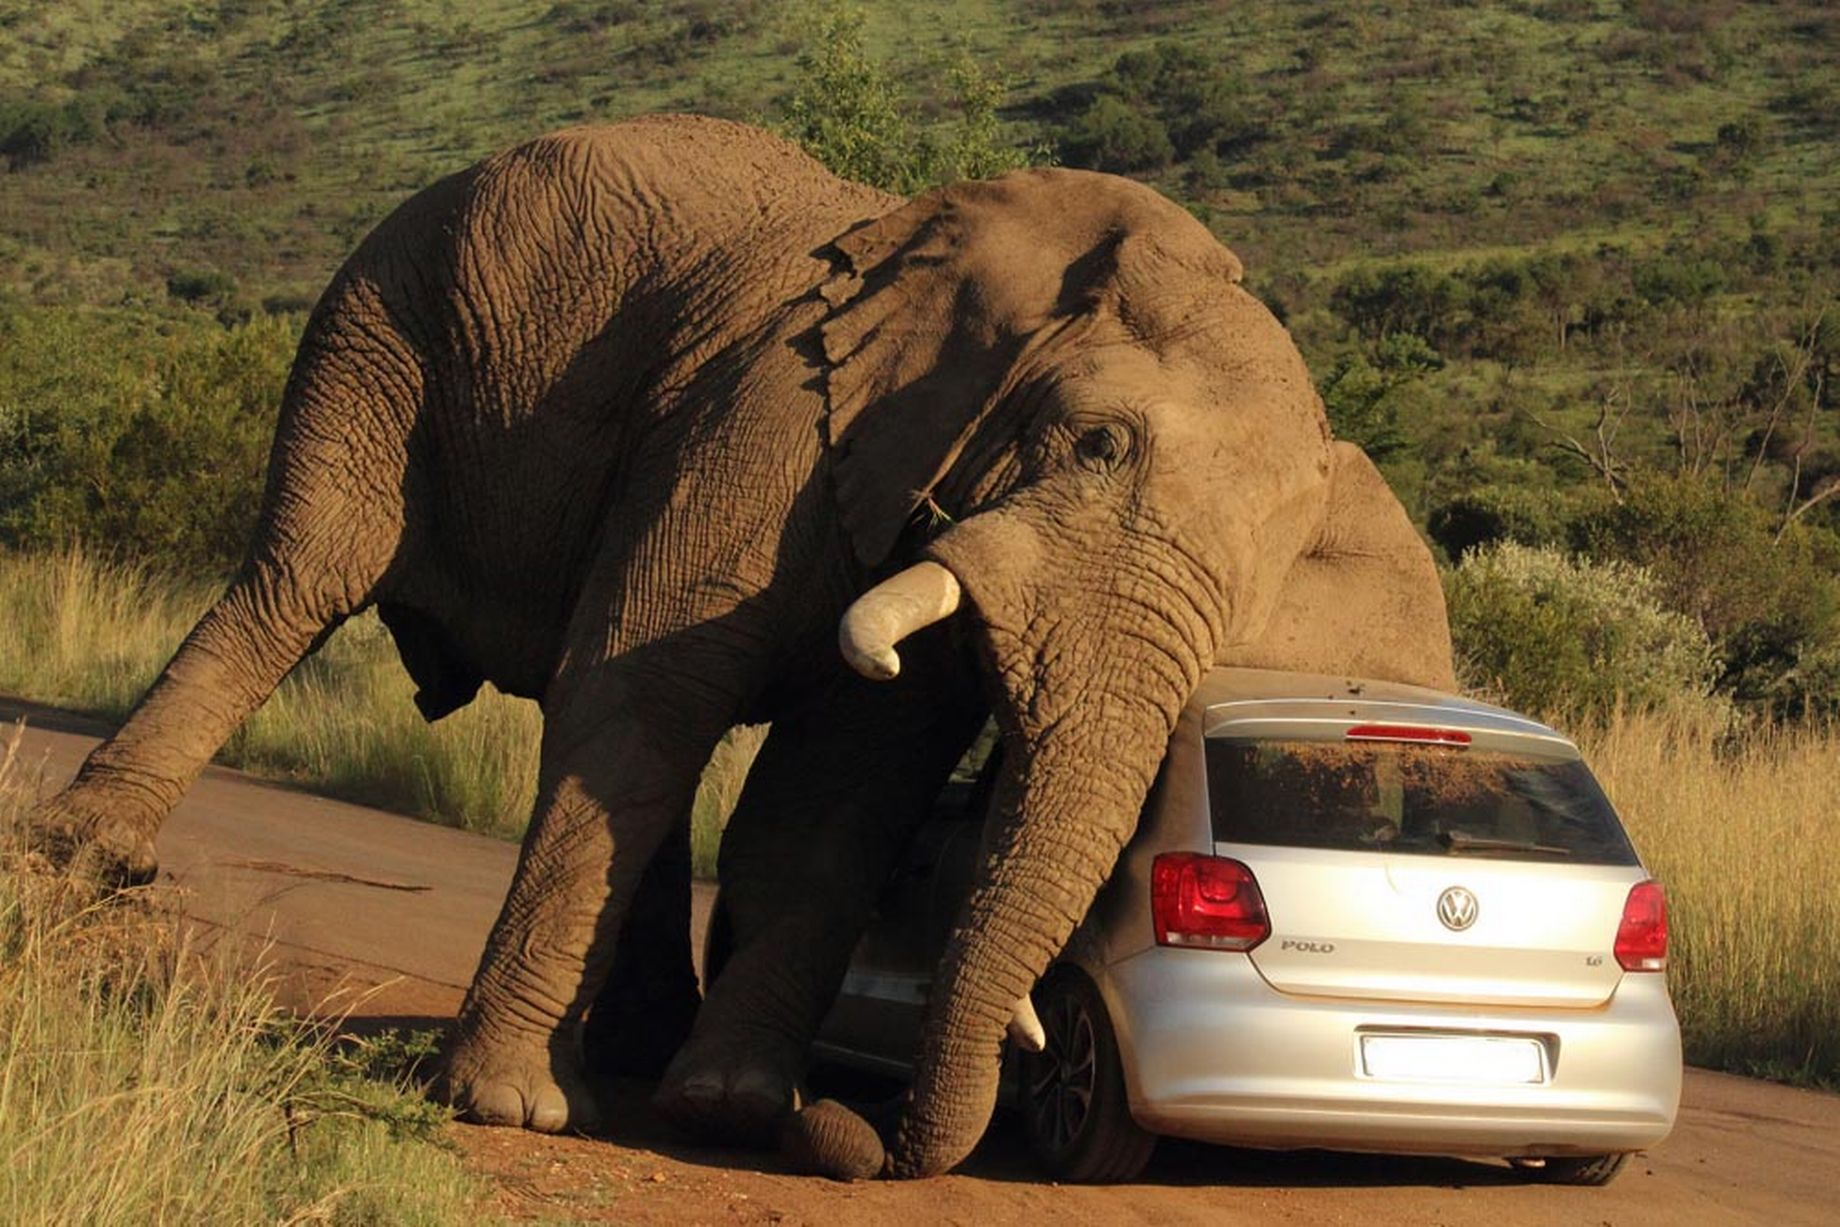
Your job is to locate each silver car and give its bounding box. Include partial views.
[802,668,1682,1184]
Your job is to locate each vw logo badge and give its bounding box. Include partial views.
[1437,886,1479,931]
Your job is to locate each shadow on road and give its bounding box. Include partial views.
[446,1059,1537,1193]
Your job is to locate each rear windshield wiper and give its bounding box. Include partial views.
[1437,830,1572,857]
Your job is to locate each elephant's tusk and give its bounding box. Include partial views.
[1007,993,1046,1054]
[837,561,962,681]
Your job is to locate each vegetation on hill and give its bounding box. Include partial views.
[0,8,1836,1154]
[1,0,1834,718]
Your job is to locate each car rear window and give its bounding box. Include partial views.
[1205,737,1638,865]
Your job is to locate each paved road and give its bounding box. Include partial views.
[10,701,1837,1224]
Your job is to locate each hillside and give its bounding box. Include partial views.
[1,0,1837,712]
[3,3,1832,310]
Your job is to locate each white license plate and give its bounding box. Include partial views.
[1360,1034,1547,1084]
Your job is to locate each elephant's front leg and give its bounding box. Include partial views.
[653,631,984,1145]
[442,675,728,1133]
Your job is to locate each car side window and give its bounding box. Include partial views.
[935,722,1003,823]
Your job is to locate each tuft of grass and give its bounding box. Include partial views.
[0,547,760,864]
[0,729,480,1224]
[1578,707,1840,1087]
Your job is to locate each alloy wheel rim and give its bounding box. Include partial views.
[1026,990,1097,1154]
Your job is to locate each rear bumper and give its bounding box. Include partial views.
[1098,947,1682,1157]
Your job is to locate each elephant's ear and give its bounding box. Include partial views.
[821,174,1096,567]
[1222,442,1457,689]
[820,169,1248,567]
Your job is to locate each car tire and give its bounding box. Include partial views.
[1511,1153,1630,1186]
[1019,967,1157,1183]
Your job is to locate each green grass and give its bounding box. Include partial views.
[0,547,759,874]
[0,732,481,1224]
[1,1,1831,309]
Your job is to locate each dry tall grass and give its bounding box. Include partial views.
[2,549,1834,1084]
[1577,708,1840,1085]
[0,548,760,868]
[0,730,478,1224]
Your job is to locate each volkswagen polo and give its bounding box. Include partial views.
[791,668,1682,1184]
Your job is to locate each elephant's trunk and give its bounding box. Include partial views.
[888,699,1179,1176]
[838,561,962,680]
[789,516,1217,1180]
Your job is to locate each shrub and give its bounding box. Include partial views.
[0,94,105,171]
[777,4,1036,193]
[165,267,240,311]
[1329,262,1465,346]
[1632,252,1723,307]
[0,308,295,574]
[1572,474,1840,714]
[1108,41,1255,158]
[1059,94,1173,173]
[1316,332,1442,462]
[1444,541,1720,719]
[1427,483,1576,560]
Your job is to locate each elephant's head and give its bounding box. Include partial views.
[803,170,1340,1178]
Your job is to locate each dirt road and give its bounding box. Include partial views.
[11,701,1835,1225]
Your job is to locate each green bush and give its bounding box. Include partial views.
[0,94,105,170]
[1572,474,1840,714]
[1427,483,1577,561]
[1444,541,1720,719]
[1316,332,1442,462]
[1060,94,1173,173]
[1108,41,1255,158]
[0,307,296,574]
[777,4,1036,194]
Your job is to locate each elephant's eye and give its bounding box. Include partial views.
[1073,424,1124,470]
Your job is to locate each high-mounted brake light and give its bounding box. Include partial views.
[1614,879,1668,972]
[1151,853,1269,950]
[1344,724,1472,747]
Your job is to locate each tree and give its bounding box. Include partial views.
[1060,95,1173,174]
[777,5,1036,194]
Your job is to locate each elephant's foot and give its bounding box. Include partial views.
[23,790,159,888]
[653,1038,799,1147]
[439,1024,602,1134]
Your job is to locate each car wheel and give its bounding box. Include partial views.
[1020,967,1156,1183]
[1510,1153,1630,1186]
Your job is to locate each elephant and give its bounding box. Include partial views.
[27,115,1454,1180]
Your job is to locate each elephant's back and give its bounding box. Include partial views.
[343,115,892,427]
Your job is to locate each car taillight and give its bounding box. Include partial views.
[1614,879,1668,972]
[1151,853,1269,950]
[1344,724,1472,747]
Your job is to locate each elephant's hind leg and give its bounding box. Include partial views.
[27,296,416,884]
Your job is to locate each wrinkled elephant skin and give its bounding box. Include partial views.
[27,117,1453,1177]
